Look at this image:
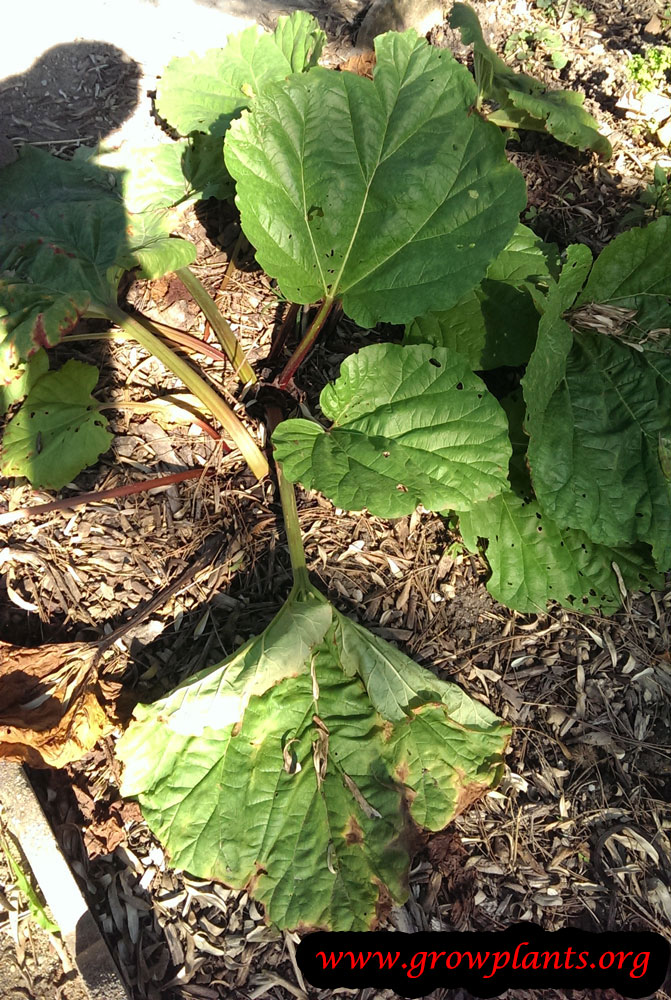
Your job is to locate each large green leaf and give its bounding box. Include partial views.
[156,12,326,137]
[459,489,661,614]
[225,30,526,327]
[404,225,557,369]
[0,147,196,377]
[573,216,671,338]
[458,388,663,612]
[272,344,511,517]
[0,360,112,489]
[526,332,671,568]
[450,3,611,158]
[118,584,510,931]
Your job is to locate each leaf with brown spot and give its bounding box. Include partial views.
[395,760,410,782]
[343,815,365,845]
[119,584,510,931]
[0,279,89,384]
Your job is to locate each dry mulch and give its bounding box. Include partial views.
[1,2,671,999]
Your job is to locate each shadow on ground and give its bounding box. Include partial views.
[0,41,141,150]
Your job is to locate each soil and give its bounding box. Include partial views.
[1,2,671,1000]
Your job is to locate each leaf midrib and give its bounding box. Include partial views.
[321,58,467,301]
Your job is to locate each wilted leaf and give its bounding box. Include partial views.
[0,360,112,489]
[225,29,525,327]
[273,344,511,517]
[0,640,113,768]
[451,3,611,158]
[118,583,510,931]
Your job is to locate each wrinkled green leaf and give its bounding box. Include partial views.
[459,489,661,613]
[225,30,526,327]
[574,216,671,338]
[0,348,48,417]
[0,147,195,373]
[486,224,560,285]
[273,344,511,517]
[118,584,509,931]
[494,89,613,160]
[527,332,671,568]
[404,225,556,369]
[450,3,611,158]
[0,360,112,489]
[156,12,326,137]
[458,388,662,612]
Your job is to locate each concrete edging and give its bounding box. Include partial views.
[0,761,129,1000]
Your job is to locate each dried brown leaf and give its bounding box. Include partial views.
[0,640,115,768]
[338,51,376,78]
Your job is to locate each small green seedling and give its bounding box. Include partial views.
[505,26,569,71]
[570,3,595,23]
[622,164,671,227]
[627,45,671,93]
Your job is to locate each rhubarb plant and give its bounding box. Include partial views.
[118,460,511,931]
[3,11,668,940]
[98,24,517,931]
